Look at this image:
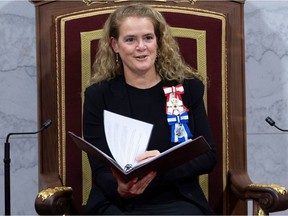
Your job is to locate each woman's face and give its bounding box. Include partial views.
[111,16,158,77]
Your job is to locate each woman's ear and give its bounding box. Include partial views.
[110,37,119,52]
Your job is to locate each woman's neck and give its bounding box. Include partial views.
[125,72,161,89]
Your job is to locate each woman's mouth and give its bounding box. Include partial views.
[135,55,148,60]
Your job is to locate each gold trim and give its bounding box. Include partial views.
[258,208,266,216]
[169,27,209,198]
[37,186,72,201]
[56,8,115,22]
[55,16,66,185]
[60,17,67,186]
[55,0,116,190]
[55,17,61,185]
[248,183,288,196]
[83,0,108,5]
[61,19,67,186]
[170,27,207,104]
[81,29,103,89]
[221,15,228,207]
[80,29,103,204]
[54,4,225,24]
[55,7,114,207]
[81,152,91,205]
[82,0,197,6]
[174,0,197,4]
[156,5,225,18]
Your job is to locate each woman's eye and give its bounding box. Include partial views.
[145,35,154,41]
[125,37,135,42]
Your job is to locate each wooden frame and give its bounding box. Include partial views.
[30,1,288,215]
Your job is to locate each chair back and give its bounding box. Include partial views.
[35,1,246,214]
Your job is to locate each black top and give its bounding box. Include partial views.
[83,75,216,214]
[125,81,172,152]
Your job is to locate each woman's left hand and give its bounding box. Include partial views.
[135,150,160,163]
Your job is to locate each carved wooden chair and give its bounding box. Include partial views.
[30,0,288,215]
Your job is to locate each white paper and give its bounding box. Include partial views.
[104,110,153,170]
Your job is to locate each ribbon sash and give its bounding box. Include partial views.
[163,84,192,143]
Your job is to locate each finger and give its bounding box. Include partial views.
[111,168,138,186]
[111,168,124,182]
[112,168,139,198]
[120,172,157,198]
[135,171,157,191]
[136,150,160,162]
[142,171,157,184]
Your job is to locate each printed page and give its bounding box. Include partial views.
[104,110,153,170]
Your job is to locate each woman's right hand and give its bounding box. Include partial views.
[111,168,157,199]
[111,149,160,199]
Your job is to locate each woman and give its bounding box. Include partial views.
[83,3,216,215]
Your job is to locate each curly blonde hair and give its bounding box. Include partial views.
[90,3,201,84]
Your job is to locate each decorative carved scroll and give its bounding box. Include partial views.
[82,0,197,6]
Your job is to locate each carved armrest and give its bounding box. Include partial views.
[35,173,75,215]
[229,169,288,214]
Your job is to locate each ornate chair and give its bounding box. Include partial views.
[30,0,288,215]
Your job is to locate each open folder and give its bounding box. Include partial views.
[68,132,211,182]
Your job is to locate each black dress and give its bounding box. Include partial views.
[83,76,216,215]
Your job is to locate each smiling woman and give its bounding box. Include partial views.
[110,16,159,89]
[83,3,216,215]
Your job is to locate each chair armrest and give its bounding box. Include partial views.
[229,169,288,213]
[35,173,75,215]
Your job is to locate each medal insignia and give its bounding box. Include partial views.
[163,84,192,143]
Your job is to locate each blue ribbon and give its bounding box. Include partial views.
[167,112,193,143]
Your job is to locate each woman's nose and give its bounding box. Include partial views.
[136,40,147,50]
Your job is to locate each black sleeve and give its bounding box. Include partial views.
[83,84,125,214]
[84,184,125,215]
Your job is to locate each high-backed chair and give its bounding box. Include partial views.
[30,0,288,215]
